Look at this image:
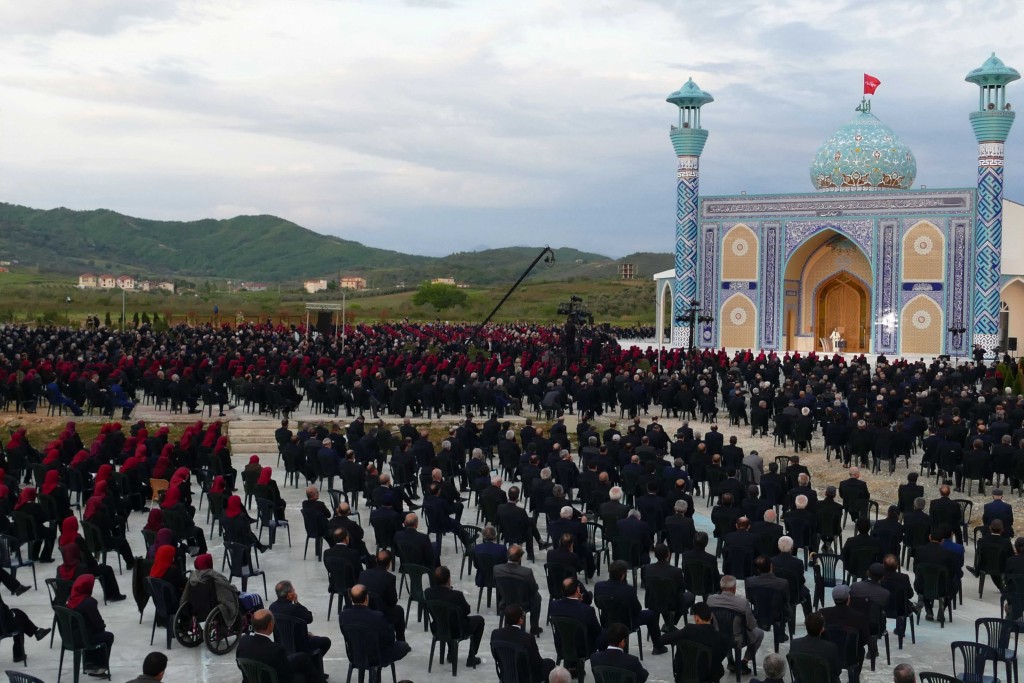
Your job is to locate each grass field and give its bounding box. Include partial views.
[0,270,657,327]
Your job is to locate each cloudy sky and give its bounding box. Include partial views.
[0,0,1021,257]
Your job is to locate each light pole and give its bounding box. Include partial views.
[676,298,714,357]
[341,289,347,346]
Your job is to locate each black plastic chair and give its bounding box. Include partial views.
[674,640,714,683]
[916,563,953,626]
[976,618,1019,683]
[458,525,482,580]
[44,578,72,648]
[236,657,279,683]
[324,556,359,619]
[339,622,398,683]
[919,673,958,683]
[53,605,111,683]
[595,595,644,661]
[255,497,291,548]
[0,606,23,666]
[592,665,639,683]
[977,543,1008,599]
[0,535,36,589]
[812,553,842,609]
[81,520,123,574]
[224,541,267,598]
[274,612,324,678]
[474,552,502,612]
[301,508,325,561]
[747,584,790,652]
[400,563,432,631]
[491,639,534,683]
[550,616,591,683]
[951,641,999,683]
[425,599,473,675]
[823,623,862,683]
[683,559,715,601]
[5,672,46,683]
[644,574,683,630]
[710,605,757,682]
[787,652,835,683]
[145,577,179,649]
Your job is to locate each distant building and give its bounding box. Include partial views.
[304,278,328,294]
[78,273,98,289]
[431,277,456,286]
[138,280,151,292]
[116,275,136,290]
[240,282,269,292]
[156,281,175,293]
[98,274,116,289]
[339,276,367,290]
[619,263,636,280]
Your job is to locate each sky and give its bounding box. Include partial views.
[0,0,1021,258]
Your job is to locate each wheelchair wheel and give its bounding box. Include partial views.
[173,603,203,648]
[203,605,241,655]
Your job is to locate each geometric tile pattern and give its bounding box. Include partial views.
[974,147,1005,347]
[674,156,700,330]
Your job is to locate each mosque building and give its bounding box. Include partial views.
[654,53,1024,359]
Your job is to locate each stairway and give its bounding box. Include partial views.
[228,421,281,459]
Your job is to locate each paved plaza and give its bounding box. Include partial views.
[5,405,1000,683]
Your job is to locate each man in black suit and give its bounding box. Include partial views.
[929,485,964,544]
[269,580,332,666]
[983,488,1014,537]
[970,519,1013,591]
[236,609,323,683]
[549,577,604,656]
[393,512,437,568]
[841,518,884,579]
[788,612,841,683]
[880,553,916,639]
[494,545,544,635]
[337,585,411,667]
[662,602,731,682]
[772,536,811,616]
[681,532,721,594]
[497,486,547,561]
[616,509,654,564]
[642,544,693,629]
[594,560,666,655]
[722,516,760,579]
[323,527,364,601]
[838,466,870,522]
[357,549,406,641]
[328,501,367,556]
[820,584,871,664]
[302,486,334,550]
[897,473,924,513]
[1007,537,1024,575]
[589,622,649,683]
[703,424,724,456]
[491,604,556,682]
[913,526,963,621]
[424,565,485,668]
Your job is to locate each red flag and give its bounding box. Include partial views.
[864,74,881,95]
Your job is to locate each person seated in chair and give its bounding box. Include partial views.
[269,580,332,664]
[424,565,485,668]
[594,560,666,655]
[663,602,731,682]
[337,584,412,668]
[236,608,324,683]
[788,611,841,683]
[589,622,649,683]
[490,605,556,683]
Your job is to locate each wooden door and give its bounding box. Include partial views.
[817,275,868,352]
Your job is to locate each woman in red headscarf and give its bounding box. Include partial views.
[82,481,135,571]
[212,435,239,489]
[14,487,56,562]
[58,515,126,601]
[149,544,186,595]
[222,494,267,552]
[40,469,72,520]
[254,466,286,521]
[159,480,209,556]
[67,575,114,675]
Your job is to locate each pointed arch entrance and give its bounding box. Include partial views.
[816,273,870,352]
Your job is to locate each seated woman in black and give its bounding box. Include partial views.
[41,469,72,520]
[222,494,267,552]
[160,485,209,555]
[13,486,55,562]
[66,574,114,676]
[254,466,286,520]
[0,591,49,663]
[82,481,135,570]
[58,516,127,601]
[149,544,187,596]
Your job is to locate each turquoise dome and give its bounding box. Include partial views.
[810,103,917,191]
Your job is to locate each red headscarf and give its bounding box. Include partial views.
[41,469,61,496]
[59,516,79,546]
[14,487,35,509]
[144,508,164,532]
[58,544,82,582]
[84,481,108,520]
[214,435,229,452]
[66,574,95,609]
[210,476,226,494]
[194,553,213,571]
[225,495,244,518]
[170,468,190,487]
[152,455,171,480]
[0,484,8,502]
[249,455,260,465]
[94,464,113,484]
[257,467,273,486]
[161,486,182,509]
[70,449,90,468]
[43,449,60,465]
[149,545,176,579]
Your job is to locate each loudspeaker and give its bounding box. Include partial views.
[1009,337,1018,352]
[316,312,333,335]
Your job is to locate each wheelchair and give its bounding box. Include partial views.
[173,577,263,654]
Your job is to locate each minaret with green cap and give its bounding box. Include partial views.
[667,78,713,349]
[966,53,1019,354]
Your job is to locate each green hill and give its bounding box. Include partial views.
[0,202,669,286]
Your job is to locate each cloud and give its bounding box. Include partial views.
[0,0,1020,259]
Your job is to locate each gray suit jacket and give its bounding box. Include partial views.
[494,561,539,592]
[708,591,759,643]
[742,454,764,483]
[849,579,891,608]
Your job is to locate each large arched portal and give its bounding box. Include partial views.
[817,273,870,352]
[783,230,873,353]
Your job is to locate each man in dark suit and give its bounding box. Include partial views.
[662,602,732,682]
[983,489,1014,537]
[494,545,544,635]
[338,585,411,666]
[772,536,811,616]
[589,622,649,683]
[424,565,485,668]
[491,604,556,682]
[880,554,915,639]
[820,584,871,664]
[269,580,332,666]
[914,526,963,621]
[328,501,367,556]
[594,560,666,655]
[788,612,841,683]
[722,517,760,580]
[616,510,654,563]
[642,544,693,629]
[323,527,364,600]
[681,532,721,594]
[703,424,724,456]
[393,512,437,568]
[929,485,964,544]
[970,519,1013,591]
[838,467,870,522]
[301,486,334,551]
[841,518,884,579]
[357,549,406,641]
[236,609,323,683]
[897,473,924,513]
[497,487,546,561]
[1007,537,1024,575]
[473,525,508,586]
[549,577,604,656]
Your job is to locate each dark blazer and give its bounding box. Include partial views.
[548,597,602,653]
[594,579,642,621]
[270,597,315,624]
[393,527,436,568]
[424,584,474,631]
[237,633,293,683]
[788,635,841,683]
[472,541,508,587]
[983,499,1014,536]
[641,560,686,611]
[663,623,731,681]
[491,624,547,682]
[337,604,397,651]
[358,565,399,608]
[590,647,648,683]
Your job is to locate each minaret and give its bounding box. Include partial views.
[667,78,713,349]
[966,53,1019,354]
